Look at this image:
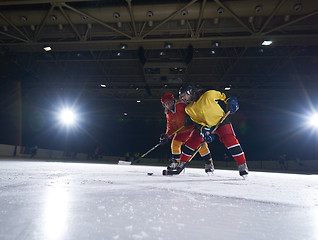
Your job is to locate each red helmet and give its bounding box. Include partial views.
[161,92,175,104]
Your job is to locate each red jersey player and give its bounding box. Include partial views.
[160,92,214,173]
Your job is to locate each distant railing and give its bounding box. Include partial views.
[0,144,317,173]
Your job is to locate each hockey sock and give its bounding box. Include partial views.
[179,144,195,162]
[222,136,246,165]
[201,152,212,164]
[171,153,181,162]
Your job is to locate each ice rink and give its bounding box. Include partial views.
[0,159,317,240]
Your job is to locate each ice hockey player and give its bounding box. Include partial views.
[178,85,248,177]
[160,92,214,173]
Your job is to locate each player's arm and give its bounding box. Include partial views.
[215,90,239,114]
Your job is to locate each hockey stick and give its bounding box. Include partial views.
[210,111,231,134]
[130,125,185,165]
[164,111,230,175]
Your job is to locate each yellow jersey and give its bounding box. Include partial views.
[185,90,227,127]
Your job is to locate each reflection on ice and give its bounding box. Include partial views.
[43,180,70,240]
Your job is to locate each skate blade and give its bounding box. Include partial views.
[241,174,248,180]
[206,171,214,176]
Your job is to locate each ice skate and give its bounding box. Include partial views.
[205,162,214,175]
[167,159,179,170]
[238,163,248,178]
[176,161,186,172]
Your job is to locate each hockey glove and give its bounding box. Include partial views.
[227,96,239,114]
[159,134,169,145]
[201,127,215,143]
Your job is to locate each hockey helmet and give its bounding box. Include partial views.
[179,84,194,97]
[161,92,175,104]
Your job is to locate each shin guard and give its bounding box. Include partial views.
[179,129,203,162]
[216,124,246,165]
[179,144,195,162]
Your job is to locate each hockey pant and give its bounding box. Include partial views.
[178,129,212,164]
[214,123,246,165]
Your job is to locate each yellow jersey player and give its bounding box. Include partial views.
[178,85,248,177]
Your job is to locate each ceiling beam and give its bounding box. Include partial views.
[195,0,207,37]
[2,34,318,52]
[259,0,288,33]
[34,3,56,41]
[0,30,29,42]
[141,0,198,38]
[214,0,253,34]
[58,3,84,41]
[61,2,133,39]
[126,0,137,37]
[0,12,29,40]
[0,0,98,6]
[262,9,318,35]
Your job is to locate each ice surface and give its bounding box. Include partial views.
[0,159,317,240]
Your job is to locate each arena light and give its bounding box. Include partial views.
[59,108,77,126]
[262,40,272,46]
[224,84,231,91]
[308,113,318,128]
[43,46,52,52]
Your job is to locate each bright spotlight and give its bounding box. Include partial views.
[262,40,272,46]
[59,109,76,125]
[43,46,52,52]
[308,113,318,128]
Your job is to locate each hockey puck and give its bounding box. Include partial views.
[147,172,153,175]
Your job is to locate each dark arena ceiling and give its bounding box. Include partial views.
[0,0,317,121]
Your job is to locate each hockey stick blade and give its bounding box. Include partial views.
[162,169,182,175]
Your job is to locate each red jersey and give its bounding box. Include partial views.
[165,100,194,138]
